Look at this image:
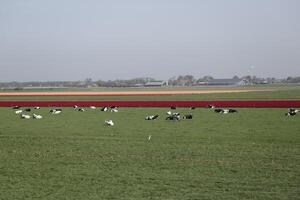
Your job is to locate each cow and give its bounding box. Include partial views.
[190,107,196,110]
[183,114,193,119]
[50,109,62,114]
[12,106,21,109]
[166,111,172,115]
[171,106,176,110]
[74,105,78,109]
[21,114,31,119]
[78,108,85,112]
[215,108,237,114]
[145,115,159,120]
[207,105,215,109]
[104,119,114,126]
[286,112,296,116]
[286,108,298,116]
[111,108,119,113]
[25,108,31,112]
[90,106,96,109]
[166,115,180,121]
[34,106,40,110]
[15,110,23,114]
[229,109,238,113]
[101,107,109,112]
[33,114,42,119]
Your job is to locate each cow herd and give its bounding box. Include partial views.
[10,105,299,125]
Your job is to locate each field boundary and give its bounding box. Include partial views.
[1,100,300,107]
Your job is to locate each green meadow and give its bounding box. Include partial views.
[0,106,299,199]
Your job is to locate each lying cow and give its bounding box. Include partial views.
[104,119,114,126]
[145,115,159,120]
[101,107,109,112]
[183,114,193,119]
[33,114,42,119]
[21,114,31,119]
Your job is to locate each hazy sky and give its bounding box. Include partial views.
[0,0,299,81]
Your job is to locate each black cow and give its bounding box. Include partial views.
[25,108,31,112]
[183,114,193,119]
[229,109,238,113]
[190,107,196,110]
[214,108,224,113]
[171,106,176,110]
[12,106,21,109]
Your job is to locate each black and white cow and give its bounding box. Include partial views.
[12,106,21,109]
[145,115,159,120]
[215,108,238,114]
[207,105,215,109]
[78,108,85,112]
[101,106,109,112]
[286,108,298,116]
[183,114,193,119]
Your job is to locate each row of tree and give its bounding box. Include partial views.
[1,76,300,88]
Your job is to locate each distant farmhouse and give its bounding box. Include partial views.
[144,81,167,87]
[198,78,248,86]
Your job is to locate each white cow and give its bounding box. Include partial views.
[15,110,23,114]
[90,106,96,109]
[104,119,114,126]
[33,114,42,119]
[21,114,31,119]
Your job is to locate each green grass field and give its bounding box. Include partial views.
[0,107,299,199]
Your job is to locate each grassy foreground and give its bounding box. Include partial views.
[0,107,299,199]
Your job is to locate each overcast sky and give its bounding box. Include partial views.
[0,0,299,81]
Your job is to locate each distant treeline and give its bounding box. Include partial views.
[0,75,300,89]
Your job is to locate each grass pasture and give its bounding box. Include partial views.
[0,107,299,199]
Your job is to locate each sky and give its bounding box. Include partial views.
[0,0,299,82]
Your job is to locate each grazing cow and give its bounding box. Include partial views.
[90,106,96,109]
[286,108,298,116]
[101,107,109,112]
[183,114,193,119]
[33,114,42,119]
[190,107,196,110]
[25,108,31,112]
[21,114,31,119]
[78,108,85,112]
[214,108,223,113]
[34,107,40,110]
[145,115,159,120]
[104,119,114,126]
[15,110,23,114]
[171,106,176,110]
[13,106,21,109]
[286,112,297,116]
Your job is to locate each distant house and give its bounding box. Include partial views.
[206,78,247,86]
[144,81,166,87]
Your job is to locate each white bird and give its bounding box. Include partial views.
[33,114,42,119]
[15,110,23,114]
[104,119,114,126]
[21,114,31,119]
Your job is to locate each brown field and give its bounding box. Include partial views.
[0,89,273,96]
